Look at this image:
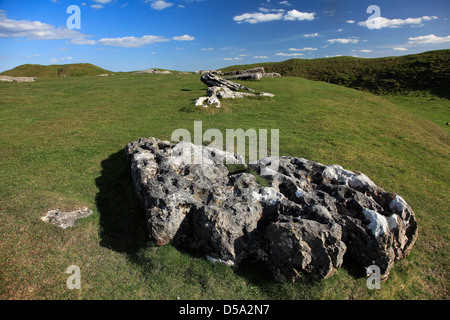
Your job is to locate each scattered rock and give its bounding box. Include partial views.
[195,95,221,108]
[201,73,255,92]
[196,70,222,75]
[224,73,263,81]
[224,67,265,76]
[196,73,275,108]
[97,73,115,77]
[41,207,93,229]
[222,67,281,80]
[0,76,36,83]
[262,73,281,78]
[126,137,418,282]
[134,69,171,74]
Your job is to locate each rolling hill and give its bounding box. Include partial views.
[220,50,450,98]
[0,63,113,78]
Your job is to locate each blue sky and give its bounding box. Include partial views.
[1,0,449,72]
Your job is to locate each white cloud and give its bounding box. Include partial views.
[0,11,86,40]
[223,57,243,61]
[259,7,285,13]
[359,49,372,53]
[234,8,314,24]
[337,28,343,32]
[234,12,284,24]
[276,52,304,57]
[408,34,450,44]
[97,35,170,47]
[91,0,113,9]
[49,56,73,63]
[279,1,291,6]
[327,38,360,44]
[393,47,408,51]
[71,38,96,45]
[346,20,355,24]
[304,32,319,38]
[284,9,315,21]
[173,34,195,41]
[358,16,438,29]
[254,56,269,59]
[289,47,317,51]
[146,0,173,11]
[200,47,214,51]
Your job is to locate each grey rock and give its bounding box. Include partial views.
[0,76,36,83]
[196,70,222,75]
[195,95,221,108]
[134,69,171,74]
[224,67,265,76]
[200,73,255,92]
[262,73,282,78]
[126,138,418,281]
[223,73,263,81]
[41,207,93,229]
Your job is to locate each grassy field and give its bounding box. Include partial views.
[0,73,448,300]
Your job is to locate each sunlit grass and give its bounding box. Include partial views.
[0,73,448,300]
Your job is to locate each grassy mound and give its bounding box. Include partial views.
[0,73,448,299]
[220,50,450,98]
[0,63,113,78]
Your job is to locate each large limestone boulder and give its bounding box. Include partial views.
[125,137,418,282]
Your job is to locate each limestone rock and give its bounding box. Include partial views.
[195,96,221,108]
[126,138,418,282]
[262,73,282,78]
[224,67,265,76]
[0,76,36,83]
[134,69,171,74]
[41,207,93,229]
[200,73,255,92]
[223,73,263,81]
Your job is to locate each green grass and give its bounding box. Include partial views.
[220,49,450,98]
[0,73,448,300]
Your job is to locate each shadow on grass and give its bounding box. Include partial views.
[95,150,149,254]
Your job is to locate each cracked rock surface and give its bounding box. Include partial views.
[125,137,418,282]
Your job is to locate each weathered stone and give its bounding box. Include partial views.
[200,73,255,92]
[134,69,171,74]
[262,73,281,78]
[223,73,263,81]
[195,95,221,108]
[0,76,36,82]
[126,138,418,282]
[224,67,265,76]
[196,70,222,75]
[41,207,93,229]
